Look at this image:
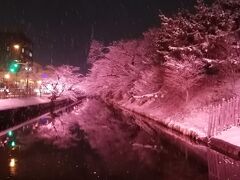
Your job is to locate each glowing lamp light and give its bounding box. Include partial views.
[4,74,10,79]
[34,88,41,96]
[11,141,16,147]
[7,131,13,137]
[37,80,42,84]
[13,44,20,50]
[10,68,15,73]
[8,60,21,74]
[9,158,16,168]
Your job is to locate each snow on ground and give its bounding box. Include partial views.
[0,97,50,111]
[0,96,67,111]
[215,126,240,147]
[115,76,240,142]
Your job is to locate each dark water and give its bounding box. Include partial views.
[0,99,238,180]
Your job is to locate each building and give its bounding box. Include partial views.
[0,32,33,71]
[0,32,33,97]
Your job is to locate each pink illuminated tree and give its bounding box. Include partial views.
[87,40,105,65]
[41,65,83,102]
[85,39,166,100]
[162,56,205,102]
[140,0,240,102]
[145,0,240,69]
[84,39,155,100]
[85,0,240,105]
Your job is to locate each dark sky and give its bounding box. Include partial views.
[0,0,194,70]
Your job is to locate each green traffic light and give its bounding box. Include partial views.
[11,141,16,147]
[7,131,14,137]
[10,68,15,73]
[8,60,21,73]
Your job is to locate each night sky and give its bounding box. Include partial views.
[0,0,194,70]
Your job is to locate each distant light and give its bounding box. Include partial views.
[7,131,13,137]
[13,44,20,50]
[34,88,41,96]
[9,158,16,168]
[37,80,42,84]
[25,66,32,72]
[11,141,16,147]
[4,74,10,79]
[41,73,48,78]
[34,88,40,92]
[10,68,15,73]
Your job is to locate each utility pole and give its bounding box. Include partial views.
[25,62,31,96]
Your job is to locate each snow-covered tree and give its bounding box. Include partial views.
[41,65,83,102]
[145,0,240,70]
[85,0,240,106]
[87,40,105,65]
[135,0,240,103]
[162,55,205,102]
[84,39,154,100]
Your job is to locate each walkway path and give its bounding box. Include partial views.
[0,97,50,111]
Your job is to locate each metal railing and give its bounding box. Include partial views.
[0,87,36,99]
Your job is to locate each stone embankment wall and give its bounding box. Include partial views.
[0,99,71,131]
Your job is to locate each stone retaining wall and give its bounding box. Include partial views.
[0,99,71,131]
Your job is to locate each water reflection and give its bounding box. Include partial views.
[9,158,17,176]
[208,149,240,180]
[0,99,239,179]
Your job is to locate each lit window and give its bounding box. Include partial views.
[22,48,25,53]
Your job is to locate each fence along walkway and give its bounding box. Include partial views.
[207,96,240,137]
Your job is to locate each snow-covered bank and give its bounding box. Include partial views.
[0,97,50,111]
[115,100,208,141]
[0,96,69,111]
[108,98,240,159]
[215,126,240,147]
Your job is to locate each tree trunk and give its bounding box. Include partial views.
[50,100,55,118]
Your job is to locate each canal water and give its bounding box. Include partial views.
[0,99,239,180]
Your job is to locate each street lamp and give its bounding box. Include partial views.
[13,44,20,50]
[15,62,32,96]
